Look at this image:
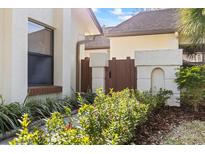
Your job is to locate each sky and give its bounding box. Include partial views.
[92,8,150,27]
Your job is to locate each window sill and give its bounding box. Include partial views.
[28,86,62,96]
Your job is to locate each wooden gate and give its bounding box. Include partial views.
[105,57,136,93]
[81,57,92,92]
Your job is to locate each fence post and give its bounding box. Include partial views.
[90,53,109,92]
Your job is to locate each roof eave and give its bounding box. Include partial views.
[87,8,103,34]
[106,29,177,37]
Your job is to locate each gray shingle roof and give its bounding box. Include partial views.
[85,9,179,49]
[106,8,179,37]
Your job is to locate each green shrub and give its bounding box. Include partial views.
[59,90,96,110]
[0,91,96,134]
[10,111,90,145]
[80,90,97,104]
[134,89,173,112]
[0,102,23,134]
[10,88,172,145]
[175,65,205,111]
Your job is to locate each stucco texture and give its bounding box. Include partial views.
[0,8,98,103]
[135,49,182,106]
[110,33,179,59]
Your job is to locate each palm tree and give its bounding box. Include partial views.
[180,9,205,46]
[180,8,205,60]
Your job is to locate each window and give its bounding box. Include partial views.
[28,20,54,86]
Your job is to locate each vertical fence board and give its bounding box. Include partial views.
[81,58,92,92]
[105,57,136,92]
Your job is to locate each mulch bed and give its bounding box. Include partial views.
[132,106,205,145]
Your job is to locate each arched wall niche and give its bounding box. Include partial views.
[151,67,165,94]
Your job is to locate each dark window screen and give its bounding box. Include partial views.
[28,21,53,86]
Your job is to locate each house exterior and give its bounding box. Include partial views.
[85,9,205,63]
[84,9,185,106]
[0,8,102,103]
[0,8,199,106]
[84,9,179,59]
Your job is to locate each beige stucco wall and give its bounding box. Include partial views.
[0,8,97,103]
[83,49,109,59]
[0,9,28,103]
[0,9,3,96]
[69,10,88,93]
[109,33,179,59]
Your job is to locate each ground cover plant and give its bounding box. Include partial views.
[10,89,172,145]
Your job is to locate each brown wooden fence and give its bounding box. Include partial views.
[105,57,136,93]
[81,57,136,93]
[81,57,92,92]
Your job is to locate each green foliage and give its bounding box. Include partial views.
[134,89,173,111]
[180,9,205,49]
[0,91,95,134]
[80,90,97,104]
[10,88,172,145]
[60,90,96,110]
[0,102,23,134]
[10,112,90,145]
[78,89,151,144]
[175,65,205,111]
[23,98,67,121]
[9,114,46,145]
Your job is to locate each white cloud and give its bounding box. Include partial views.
[110,8,123,15]
[110,8,141,22]
[118,15,132,21]
[92,8,98,13]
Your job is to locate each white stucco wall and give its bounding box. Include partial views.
[110,33,179,59]
[0,8,98,103]
[135,49,182,106]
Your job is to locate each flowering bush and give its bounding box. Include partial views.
[10,89,172,145]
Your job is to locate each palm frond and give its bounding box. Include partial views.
[180,8,205,49]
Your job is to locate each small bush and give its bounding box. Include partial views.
[134,89,173,112]
[175,65,205,111]
[10,89,172,145]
